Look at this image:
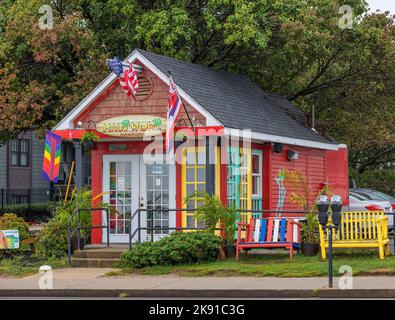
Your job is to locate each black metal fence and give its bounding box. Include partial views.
[0,188,52,210]
[0,185,93,212]
[0,187,74,215]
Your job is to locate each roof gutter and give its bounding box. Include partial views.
[224,128,340,151]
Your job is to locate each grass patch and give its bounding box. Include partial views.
[0,255,66,277]
[111,249,395,278]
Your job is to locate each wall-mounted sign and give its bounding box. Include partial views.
[109,144,127,151]
[96,115,166,138]
[0,230,20,249]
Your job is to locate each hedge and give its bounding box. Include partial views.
[0,202,54,223]
[120,232,222,268]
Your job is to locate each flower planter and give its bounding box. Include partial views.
[301,242,319,256]
[71,238,85,253]
[224,244,236,257]
[83,141,93,154]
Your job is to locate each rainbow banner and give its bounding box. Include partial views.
[42,130,62,182]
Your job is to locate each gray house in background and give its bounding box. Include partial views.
[0,131,50,205]
[0,131,92,208]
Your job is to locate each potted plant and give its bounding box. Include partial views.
[80,131,99,154]
[300,212,320,256]
[184,192,238,258]
[71,237,85,252]
[283,168,330,256]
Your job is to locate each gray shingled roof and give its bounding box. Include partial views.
[137,49,336,145]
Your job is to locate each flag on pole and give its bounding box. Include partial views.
[107,57,139,97]
[42,130,62,182]
[166,75,183,160]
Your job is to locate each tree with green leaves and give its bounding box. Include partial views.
[0,0,394,192]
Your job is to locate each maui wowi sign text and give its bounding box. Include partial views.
[96,115,166,137]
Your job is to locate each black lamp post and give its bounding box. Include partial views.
[317,195,342,288]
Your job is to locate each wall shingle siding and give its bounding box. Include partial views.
[0,143,7,189]
[31,133,50,190]
[80,65,205,127]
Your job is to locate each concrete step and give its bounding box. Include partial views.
[71,257,120,268]
[73,250,125,259]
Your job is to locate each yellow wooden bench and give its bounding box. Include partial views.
[319,211,389,260]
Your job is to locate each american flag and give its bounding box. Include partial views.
[166,75,183,160]
[107,57,138,97]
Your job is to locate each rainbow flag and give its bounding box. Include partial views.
[42,130,62,182]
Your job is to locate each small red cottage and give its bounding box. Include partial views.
[54,49,348,244]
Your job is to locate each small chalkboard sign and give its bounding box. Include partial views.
[0,230,20,249]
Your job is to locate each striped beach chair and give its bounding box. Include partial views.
[236,217,302,260]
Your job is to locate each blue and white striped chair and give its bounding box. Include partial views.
[236,217,302,260]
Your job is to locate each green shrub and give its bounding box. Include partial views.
[0,213,30,241]
[120,232,222,268]
[36,189,92,258]
[36,216,68,258]
[1,203,53,223]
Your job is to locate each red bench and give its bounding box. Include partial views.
[236,217,302,260]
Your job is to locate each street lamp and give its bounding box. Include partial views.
[316,195,343,288]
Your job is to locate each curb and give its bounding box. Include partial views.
[1,289,395,298]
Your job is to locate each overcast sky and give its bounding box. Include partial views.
[366,0,395,14]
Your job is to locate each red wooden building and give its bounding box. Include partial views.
[54,49,348,244]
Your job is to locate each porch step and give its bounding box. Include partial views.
[73,249,125,259]
[71,257,120,268]
[71,246,128,268]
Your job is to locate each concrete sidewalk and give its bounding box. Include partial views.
[2,268,395,298]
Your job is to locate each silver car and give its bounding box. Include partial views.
[349,192,393,229]
[350,188,395,210]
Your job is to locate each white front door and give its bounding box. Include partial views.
[102,155,175,243]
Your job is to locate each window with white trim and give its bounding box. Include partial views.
[252,152,262,197]
[252,150,262,211]
[11,139,30,167]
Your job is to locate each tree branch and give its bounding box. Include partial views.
[207,44,236,67]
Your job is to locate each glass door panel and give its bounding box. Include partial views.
[146,164,170,239]
[103,155,139,243]
[108,161,132,235]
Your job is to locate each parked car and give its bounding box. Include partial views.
[350,188,395,210]
[349,192,393,230]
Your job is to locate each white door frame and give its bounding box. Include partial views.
[102,154,176,243]
[102,155,139,243]
[142,162,176,242]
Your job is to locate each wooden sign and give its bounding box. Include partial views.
[96,115,166,138]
